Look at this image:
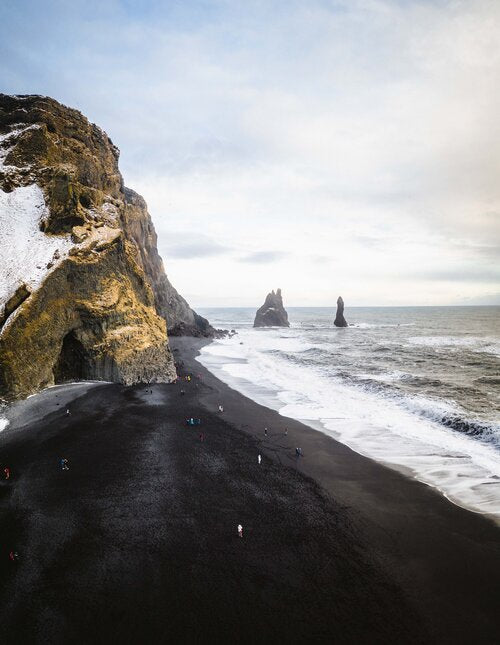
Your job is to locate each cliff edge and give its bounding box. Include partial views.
[0,94,213,400]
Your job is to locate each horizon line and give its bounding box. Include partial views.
[194,304,500,309]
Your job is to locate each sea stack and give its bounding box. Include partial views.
[254,289,290,327]
[334,296,348,327]
[0,94,215,400]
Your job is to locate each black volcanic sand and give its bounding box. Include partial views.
[0,340,498,644]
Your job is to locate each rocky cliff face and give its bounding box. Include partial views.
[0,94,213,400]
[254,289,290,327]
[119,187,213,337]
[334,296,348,327]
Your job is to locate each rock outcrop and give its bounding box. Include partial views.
[334,296,348,327]
[0,94,213,400]
[254,289,290,327]
[119,187,214,337]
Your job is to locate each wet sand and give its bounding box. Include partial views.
[0,337,499,644]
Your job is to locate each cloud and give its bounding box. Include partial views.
[160,233,230,259]
[415,267,500,284]
[456,292,500,306]
[1,0,499,304]
[239,251,289,264]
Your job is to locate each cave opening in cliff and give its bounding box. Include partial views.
[53,331,91,383]
[79,194,91,208]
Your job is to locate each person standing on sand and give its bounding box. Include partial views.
[4,467,10,480]
[66,409,70,416]
[264,427,268,437]
[258,454,261,465]
[218,404,224,413]
[237,524,243,538]
[9,550,19,562]
[60,458,69,471]
[284,428,288,437]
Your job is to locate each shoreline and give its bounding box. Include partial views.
[195,333,500,523]
[195,362,499,522]
[173,336,500,643]
[0,337,499,643]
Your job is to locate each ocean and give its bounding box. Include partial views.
[196,306,500,519]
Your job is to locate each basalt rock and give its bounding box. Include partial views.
[254,289,290,327]
[334,296,348,327]
[0,94,214,400]
[120,187,214,338]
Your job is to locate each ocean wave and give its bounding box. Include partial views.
[475,376,500,385]
[198,330,500,517]
[439,415,497,440]
[399,374,444,387]
[401,397,499,446]
[408,335,500,357]
[350,322,415,329]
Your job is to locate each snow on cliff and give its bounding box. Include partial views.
[0,124,40,173]
[0,184,72,313]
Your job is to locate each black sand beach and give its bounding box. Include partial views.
[0,337,499,644]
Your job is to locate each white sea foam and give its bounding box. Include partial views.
[0,418,9,432]
[408,335,500,357]
[198,329,500,518]
[0,124,40,171]
[351,322,415,329]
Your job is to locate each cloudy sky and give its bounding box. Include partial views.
[2,0,499,306]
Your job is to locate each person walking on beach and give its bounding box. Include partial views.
[258,454,261,465]
[237,524,243,538]
[60,458,69,471]
[218,404,224,413]
[4,467,10,480]
[66,409,70,416]
[9,550,19,562]
[284,428,288,437]
[264,427,268,437]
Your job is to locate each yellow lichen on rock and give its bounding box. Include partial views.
[0,94,214,400]
[0,96,178,399]
[0,237,175,398]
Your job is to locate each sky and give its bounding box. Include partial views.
[1,0,499,306]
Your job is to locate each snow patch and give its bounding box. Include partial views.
[0,124,40,171]
[0,184,73,318]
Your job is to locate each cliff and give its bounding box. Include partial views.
[0,94,213,400]
[120,187,213,337]
[254,289,290,327]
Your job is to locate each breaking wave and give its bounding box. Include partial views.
[197,306,500,518]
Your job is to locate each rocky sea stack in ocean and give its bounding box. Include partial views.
[254,288,290,327]
[0,94,215,400]
[334,296,348,327]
